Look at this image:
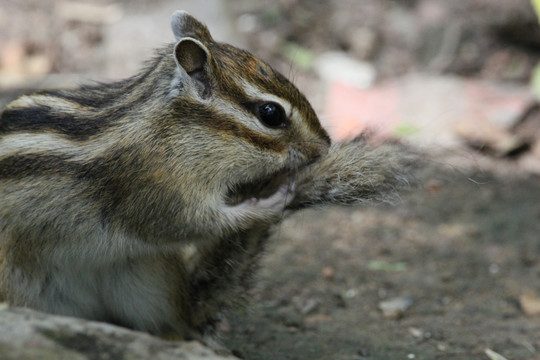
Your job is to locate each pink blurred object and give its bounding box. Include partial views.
[322,76,532,144]
[324,81,400,141]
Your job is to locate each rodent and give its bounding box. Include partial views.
[0,10,330,340]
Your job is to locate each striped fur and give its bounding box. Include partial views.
[0,11,330,340]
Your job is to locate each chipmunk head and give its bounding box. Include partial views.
[159,11,330,206]
[0,11,330,239]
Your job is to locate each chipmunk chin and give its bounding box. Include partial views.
[224,169,292,206]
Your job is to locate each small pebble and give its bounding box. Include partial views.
[437,343,448,351]
[408,327,423,339]
[378,295,415,319]
[488,263,500,275]
[321,266,335,280]
[344,288,358,299]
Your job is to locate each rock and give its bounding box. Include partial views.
[378,295,415,319]
[408,327,424,339]
[0,306,239,360]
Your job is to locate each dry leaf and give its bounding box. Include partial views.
[484,348,508,360]
[519,291,540,316]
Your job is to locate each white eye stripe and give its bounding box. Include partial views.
[239,80,292,116]
[238,81,325,142]
[211,98,274,135]
[208,79,298,136]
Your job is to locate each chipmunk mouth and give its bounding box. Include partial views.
[225,169,291,206]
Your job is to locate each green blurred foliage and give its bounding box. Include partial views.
[280,42,315,71]
[394,123,420,137]
[532,0,540,21]
[367,260,408,272]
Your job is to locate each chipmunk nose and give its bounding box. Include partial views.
[292,138,329,163]
[313,138,330,158]
[313,127,331,157]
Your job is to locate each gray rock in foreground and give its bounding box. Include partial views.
[0,306,239,360]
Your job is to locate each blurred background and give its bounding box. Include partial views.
[1,1,540,359]
[1,0,540,174]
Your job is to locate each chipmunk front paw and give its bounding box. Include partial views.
[225,181,295,222]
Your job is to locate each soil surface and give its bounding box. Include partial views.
[1,1,540,359]
[222,168,540,360]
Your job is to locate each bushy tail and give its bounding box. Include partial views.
[288,137,423,210]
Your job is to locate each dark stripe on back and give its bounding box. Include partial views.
[44,87,122,108]
[0,104,112,141]
[0,153,77,179]
[0,149,157,232]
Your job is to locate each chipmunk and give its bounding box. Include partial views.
[0,11,418,342]
[0,10,330,340]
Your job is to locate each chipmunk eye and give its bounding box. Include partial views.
[255,102,288,128]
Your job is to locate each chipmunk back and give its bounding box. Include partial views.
[0,11,330,340]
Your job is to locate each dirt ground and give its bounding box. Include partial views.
[222,167,540,360]
[1,1,540,359]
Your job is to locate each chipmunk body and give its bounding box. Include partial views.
[0,11,330,339]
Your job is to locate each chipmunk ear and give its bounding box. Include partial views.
[170,10,213,43]
[174,38,208,75]
[174,38,212,99]
[171,11,214,99]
